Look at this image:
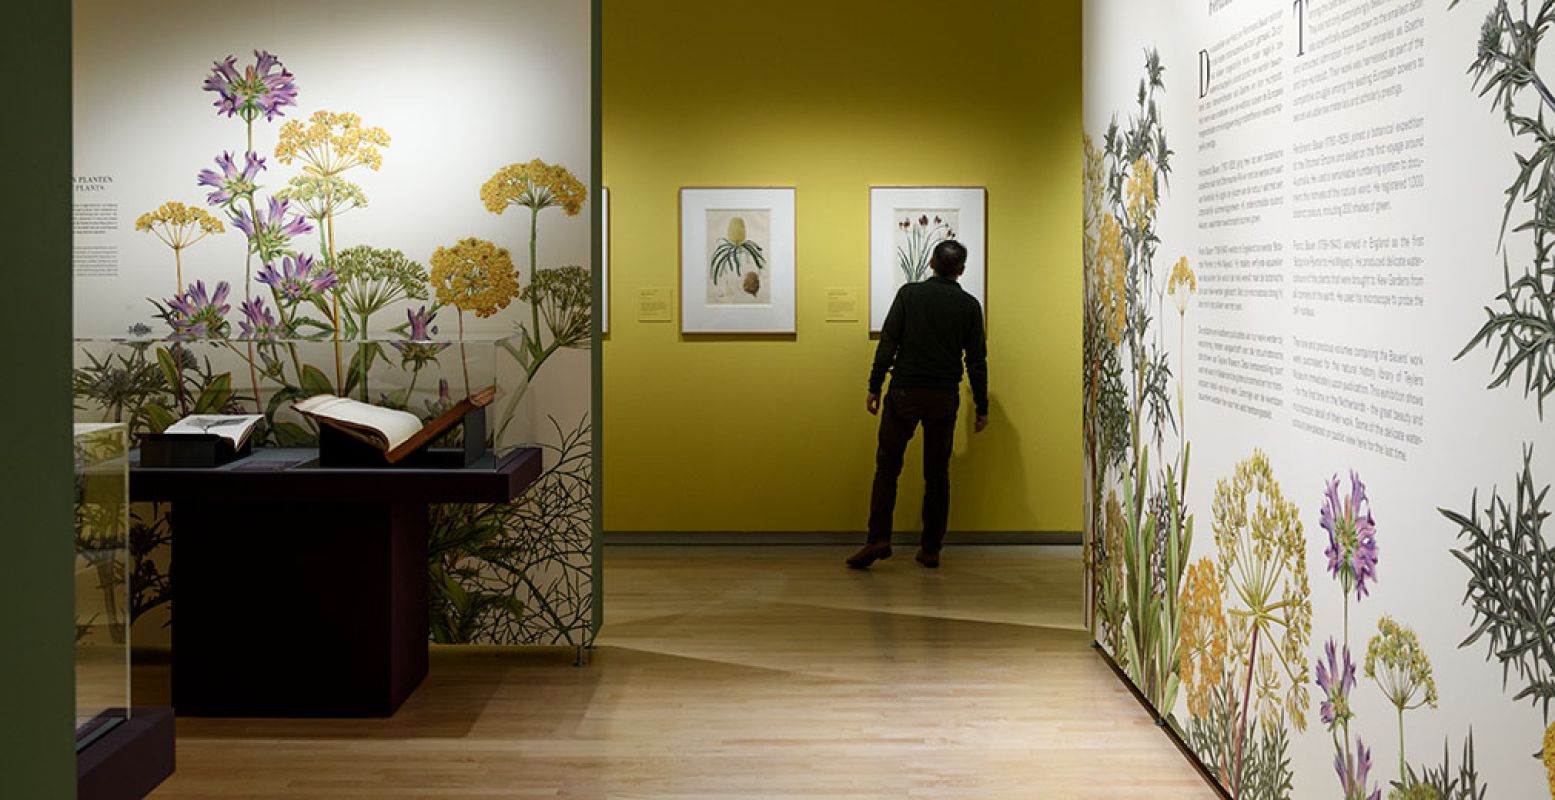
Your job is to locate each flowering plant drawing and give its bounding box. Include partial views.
[197,151,265,208]
[1365,616,1438,778]
[135,201,225,290]
[1316,638,1356,732]
[1191,450,1310,798]
[203,50,298,124]
[1084,53,1195,745]
[431,238,519,322]
[481,159,592,432]
[238,298,283,341]
[894,211,955,283]
[257,252,335,305]
[232,196,313,265]
[1322,471,1380,609]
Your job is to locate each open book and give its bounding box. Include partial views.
[294,386,495,464]
[164,414,264,451]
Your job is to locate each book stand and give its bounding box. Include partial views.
[140,434,252,468]
[317,404,487,469]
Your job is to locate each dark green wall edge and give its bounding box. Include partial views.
[0,1,77,796]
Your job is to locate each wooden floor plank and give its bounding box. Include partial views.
[143,545,1211,799]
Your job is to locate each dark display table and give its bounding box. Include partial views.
[131,447,542,717]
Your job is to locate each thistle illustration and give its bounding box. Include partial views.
[1455,0,1555,413]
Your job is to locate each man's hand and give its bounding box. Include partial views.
[866,392,881,415]
[974,414,989,433]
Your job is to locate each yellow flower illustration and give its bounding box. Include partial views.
[1125,155,1156,228]
[135,201,225,240]
[1179,558,1227,719]
[1211,450,1312,732]
[277,175,368,222]
[1168,256,1197,303]
[1096,214,1127,345]
[135,201,225,289]
[480,159,587,216]
[430,237,520,319]
[275,110,391,176]
[1104,489,1126,586]
[1545,721,1555,797]
[1083,134,1105,233]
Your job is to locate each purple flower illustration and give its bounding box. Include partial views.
[197,151,265,206]
[232,197,314,263]
[408,305,438,340]
[1321,471,1380,600]
[237,297,283,340]
[165,280,231,339]
[203,50,298,122]
[257,253,335,302]
[1334,737,1381,800]
[1315,637,1356,729]
[391,306,449,367]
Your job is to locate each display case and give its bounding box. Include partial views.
[72,332,536,465]
[72,333,550,718]
[72,422,130,749]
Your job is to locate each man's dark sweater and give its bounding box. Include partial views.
[868,275,988,415]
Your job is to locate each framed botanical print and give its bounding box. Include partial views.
[868,187,987,332]
[679,187,797,334]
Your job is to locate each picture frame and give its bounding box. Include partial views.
[679,187,797,334]
[600,186,610,335]
[868,186,987,333]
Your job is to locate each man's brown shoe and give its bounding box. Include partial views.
[846,542,893,569]
[915,549,940,569]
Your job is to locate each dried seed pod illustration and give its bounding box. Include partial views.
[742,270,761,297]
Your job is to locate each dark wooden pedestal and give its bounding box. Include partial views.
[77,707,175,800]
[171,500,429,716]
[132,447,542,718]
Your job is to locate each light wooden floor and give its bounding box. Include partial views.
[145,545,1212,799]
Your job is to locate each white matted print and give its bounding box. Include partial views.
[869,187,986,332]
[680,188,796,333]
[600,187,610,334]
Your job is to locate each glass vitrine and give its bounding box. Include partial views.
[72,333,535,463]
[73,422,130,749]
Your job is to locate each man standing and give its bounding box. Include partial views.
[848,239,988,570]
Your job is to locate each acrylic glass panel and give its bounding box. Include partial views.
[74,422,130,742]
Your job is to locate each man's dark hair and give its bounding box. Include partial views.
[930,239,968,277]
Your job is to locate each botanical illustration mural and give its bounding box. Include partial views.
[72,20,595,649]
[1084,50,1195,721]
[1083,1,1551,795]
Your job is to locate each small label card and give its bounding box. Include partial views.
[637,287,673,322]
[825,287,859,322]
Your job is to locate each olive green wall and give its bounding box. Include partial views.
[601,0,1083,533]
